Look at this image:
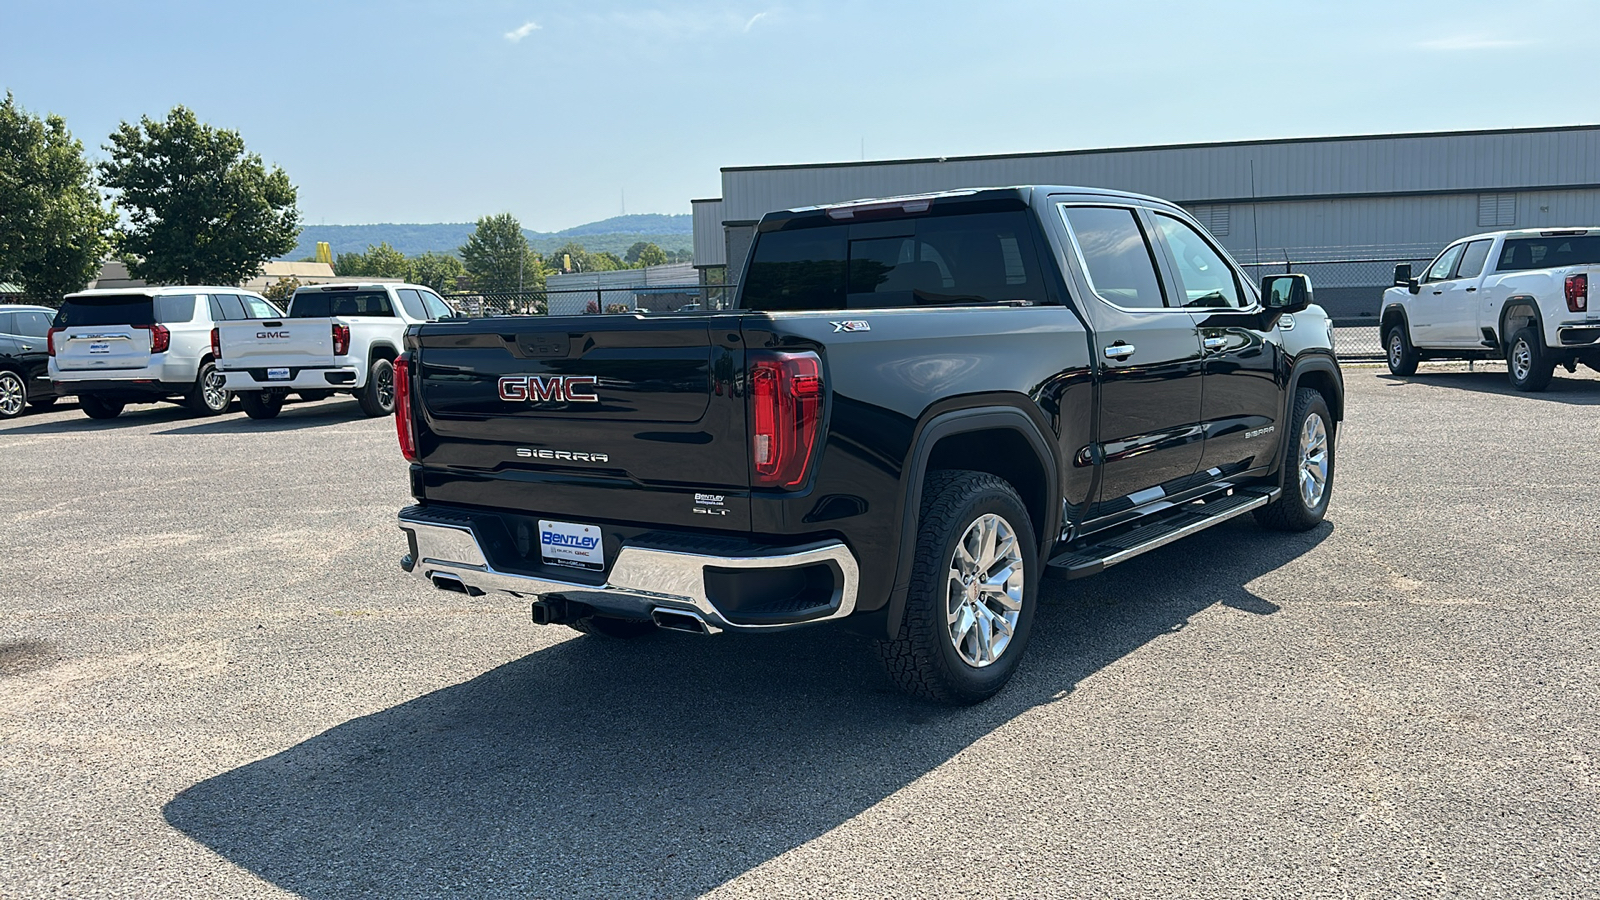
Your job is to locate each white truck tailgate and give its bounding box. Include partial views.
[216,318,337,373]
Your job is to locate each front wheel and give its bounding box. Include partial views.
[239,390,286,420]
[1255,387,1334,532]
[185,361,231,415]
[0,370,27,419]
[877,470,1038,705]
[1384,323,1419,376]
[1506,326,1555,392]
[79,394,124,419]
[356,357,395,417]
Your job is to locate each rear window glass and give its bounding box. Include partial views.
[287,290,395,318]
[741,210,1050,311]
[1498,235,1600,271]
[53,295,157,327]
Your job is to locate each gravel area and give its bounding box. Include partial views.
[2,366,1597,899]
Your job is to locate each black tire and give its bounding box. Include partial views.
[876,470,1039,705]
[1255,387,1335,532]
[1384,322,1419,376]
[184,361,231,415]
[79,394,124,419]
[356,357,395,417]
[298,389,333,402]
[0,369,27,419]
[28,394,57,410]
[567,615,657,638]
[1506,326,1555,392]
[238,390,286,420]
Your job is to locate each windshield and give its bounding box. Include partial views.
[741,210,1051,311]
[287,290,395,318]
[1497,235,1600,271]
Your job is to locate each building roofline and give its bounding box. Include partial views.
[721,123,1600,174]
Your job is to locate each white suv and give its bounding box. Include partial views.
[48,286,283,419]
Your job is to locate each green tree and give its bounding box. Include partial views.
[409,251,466,292]
[99,105,299,285]
[263,275,300,306]
[333,242,409,278]
[0,93,114,299]
[460,213,542,291]
[624,241,668,268]
[547,241,625,274]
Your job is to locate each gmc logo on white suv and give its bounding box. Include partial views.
[498,375,600,403]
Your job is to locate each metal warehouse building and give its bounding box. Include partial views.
[691,124,1600,318]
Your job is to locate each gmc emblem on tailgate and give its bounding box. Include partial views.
[498,374,600,403]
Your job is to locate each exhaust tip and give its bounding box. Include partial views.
[431,573,469,594]
[651,608,713,635]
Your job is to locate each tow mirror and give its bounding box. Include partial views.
[1394,263,1420,294]
[1261,273,1312,315]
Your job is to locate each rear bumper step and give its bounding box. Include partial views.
[398,506,860,632]
[1048,488,1279,578]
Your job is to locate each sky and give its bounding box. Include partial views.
[4,0,1597,232]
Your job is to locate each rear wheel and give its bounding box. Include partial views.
[1384,323,1419,376]
[79,394,124,419]
[239,390,286,420]
[568,615,657,638]
[356,357,395,417]
[184,361,231,415]
[1506,326,1555,392]
[877,470,1038,705]
[0,370,26,418]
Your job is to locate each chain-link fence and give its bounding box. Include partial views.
[1238,256,1436,359]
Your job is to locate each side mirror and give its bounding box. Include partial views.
[1394,263,1420,294]
[1261,273,1312,314]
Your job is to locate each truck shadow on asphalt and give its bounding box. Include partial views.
[1377,370,1600,404]
[155,400,374,434]
[164,518,1328,899]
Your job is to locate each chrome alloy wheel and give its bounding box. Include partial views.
[946,513,1025,668]
[1510,337,1533,382]
[0,371,24,417]
[1298,412,1330,508]
[375,363,395,409]
[1388,331,1404,369]
[202,366,229,411]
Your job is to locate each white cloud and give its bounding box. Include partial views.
[1416,34,1533,51]
[596,6,778,39]
[504,21,541,43]
[744,10,770,32]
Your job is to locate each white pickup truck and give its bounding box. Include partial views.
[1380,228,1600,390]
[214,282,457,419]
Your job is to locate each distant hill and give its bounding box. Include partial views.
[285,214,693,261]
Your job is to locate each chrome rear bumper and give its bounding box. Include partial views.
[398,506,860,632]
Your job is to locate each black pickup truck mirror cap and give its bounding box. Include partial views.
[1261,273,1312,314]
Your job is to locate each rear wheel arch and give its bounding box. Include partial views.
[369,343,399,362]
[883,403,1060,640]
[1499,298,1542,345]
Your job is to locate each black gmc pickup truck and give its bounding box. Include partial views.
[396,186,1343,704]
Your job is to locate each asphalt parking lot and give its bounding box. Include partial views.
[2,365,1598,899]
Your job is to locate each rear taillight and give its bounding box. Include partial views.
[137,324,171,354]
[47,327,62,357]
[332,323,351,356]
[1566,274,1588,312]
[394,355,419,463]
[749,350,824,489]
[210,326,221,359]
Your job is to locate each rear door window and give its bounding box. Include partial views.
[206,294,247,320]
[395,289,426,319]
[52,296,157,327]
[1455,240,1494,279]
[741,209,1049,311]
[1059,206,1167,310]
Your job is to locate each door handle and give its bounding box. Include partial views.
[1432,290,1444,295]
[19,344,31,350]
[1202,336,1227,351]
[1466,287,1477,292]
[1103,343,1136,360]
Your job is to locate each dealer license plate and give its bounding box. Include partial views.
[267,367,290,380]
[538,520,604,570]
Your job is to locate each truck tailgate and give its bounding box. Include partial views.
[412,316,749,528]
[216,318,336,370]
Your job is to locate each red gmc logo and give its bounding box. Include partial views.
[498,375,600,404]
